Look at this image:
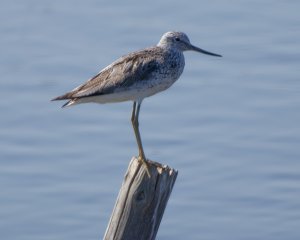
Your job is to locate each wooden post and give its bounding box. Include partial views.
[103,157,178,240]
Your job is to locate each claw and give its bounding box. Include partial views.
[138,156,151,178]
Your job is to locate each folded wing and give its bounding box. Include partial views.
[52,48,162,102]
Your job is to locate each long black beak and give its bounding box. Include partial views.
[190,44,222,57]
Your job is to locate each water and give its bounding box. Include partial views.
[1,0,300,239]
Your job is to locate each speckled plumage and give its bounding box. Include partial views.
[53,31,221,106]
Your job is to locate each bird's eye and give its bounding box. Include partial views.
[175,37,180,41]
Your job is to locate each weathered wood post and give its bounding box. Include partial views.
[103,157,178,240]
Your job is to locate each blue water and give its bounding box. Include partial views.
[1,0,300,239]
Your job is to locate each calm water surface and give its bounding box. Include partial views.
[1,0,300,239]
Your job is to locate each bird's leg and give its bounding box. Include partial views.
[131,101,151,177]
[132,102,146,159]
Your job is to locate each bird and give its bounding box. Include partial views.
[52,31,222,177]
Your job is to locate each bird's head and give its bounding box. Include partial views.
[158,31,222,57]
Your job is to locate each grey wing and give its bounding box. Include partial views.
[52,50,161,101]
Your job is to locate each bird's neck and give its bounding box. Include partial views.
[157,43,182,55]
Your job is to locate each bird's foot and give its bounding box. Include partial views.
[138,155,151,178]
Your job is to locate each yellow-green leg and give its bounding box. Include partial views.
[131,101,151,177]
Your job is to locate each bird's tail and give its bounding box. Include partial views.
[51,93,77,108]
[51,92,72,101]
